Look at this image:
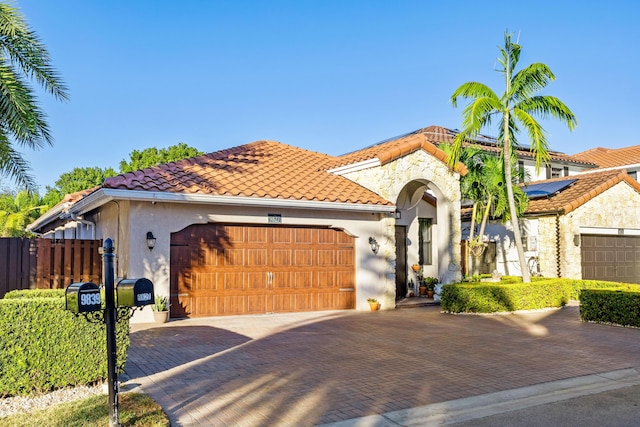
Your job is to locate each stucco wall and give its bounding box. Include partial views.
[91,201,390,321]
[341,150,463,287]
[463,218,539,277]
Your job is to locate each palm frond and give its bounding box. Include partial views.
[0,4,68,101]
[498,31,521,76]
[510,63,555,101]
[517,96,578,131]
[0,63,52,147]
[513,108,551,171]
[0,133,36,191]
[451,82,498,107]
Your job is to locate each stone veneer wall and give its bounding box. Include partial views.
[341,150,463,305]
[537,216,559,278]
[539,182,640,279]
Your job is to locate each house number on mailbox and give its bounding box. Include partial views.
[81,293,101,306]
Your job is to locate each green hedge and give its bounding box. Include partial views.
[441,279,572,313]
[568,279,638,300]
[3,289,67,299]
[0,289,130,397]
[580,288,640,327]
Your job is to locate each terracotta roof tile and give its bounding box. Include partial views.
[462,170,640,219]
[103,140,393,206]
[573,145,640,168]
[525,169,640,214]
[333,125,593,173]
[332,130,468,176]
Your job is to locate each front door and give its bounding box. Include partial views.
[395,225,407,300]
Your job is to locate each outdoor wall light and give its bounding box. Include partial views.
[573,234,580,247]
[146,232,157,251]
[369,237,379,254]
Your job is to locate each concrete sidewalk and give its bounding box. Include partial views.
[318,368,640,426]
[125,305,640,426]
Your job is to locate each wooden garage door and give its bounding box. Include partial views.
[170,224,356,317]
[581,234,640,283]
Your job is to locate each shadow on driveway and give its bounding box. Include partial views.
[125,306,640,426]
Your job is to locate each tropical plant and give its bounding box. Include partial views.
[449,31,577,282]
[119,142,203,173]
[0,3,68,192]
[441,144,528,275]
[0,190,45,236]
[152,296,169,312]
[42,166,117,207]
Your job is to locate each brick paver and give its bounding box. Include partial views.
[125,305,640,426]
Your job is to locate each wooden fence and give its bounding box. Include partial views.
[0,238,102,298]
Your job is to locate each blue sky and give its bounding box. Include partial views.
[11,0,640,192]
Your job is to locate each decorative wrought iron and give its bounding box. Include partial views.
[78,310,105,324]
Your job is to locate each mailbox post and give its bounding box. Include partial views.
[102,238,119,427]
[65,238,155,427]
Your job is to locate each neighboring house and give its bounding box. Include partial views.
[28,130,466,321]
[574,145,640,181]
[464,169,640,283]
[461,138,640,283]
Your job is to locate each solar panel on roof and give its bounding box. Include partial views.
[523,179,576,199]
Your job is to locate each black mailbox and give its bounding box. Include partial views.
[66,282,102,313]
[117,278,154,307]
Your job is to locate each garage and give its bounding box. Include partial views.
[170,223,356,317]
[581,234,640,283]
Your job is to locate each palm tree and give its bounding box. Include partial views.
[0,190,44,237]
[0,3,68,192]
[442,144,528,276]
[449,31,577,282]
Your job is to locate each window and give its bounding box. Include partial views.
[547,167,562,179]
[563,166,569,177]
[418,218,433,265]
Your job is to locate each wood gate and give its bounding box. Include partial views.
[0,238,102,298]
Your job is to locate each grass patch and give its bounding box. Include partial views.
[0,392,169,427]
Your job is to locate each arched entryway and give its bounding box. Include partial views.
[395,179,450,300]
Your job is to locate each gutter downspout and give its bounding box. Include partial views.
[70,213,96,240]
[556,213,561,278]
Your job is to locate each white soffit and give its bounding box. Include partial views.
[70,188,395,215]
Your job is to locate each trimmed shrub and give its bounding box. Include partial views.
[3,289,67,299]
[441,279,572,313]
[580,288,640,327]
[569,279,636,300]
[0,290,130,397]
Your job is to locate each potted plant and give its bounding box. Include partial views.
[367,298,380,311]
[418,282,427,295]
[152,295,170,323]
[424,277,439,298]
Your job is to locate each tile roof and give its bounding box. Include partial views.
[381,125,596,167]
[332,129,468,175]
[461,170,640,219]
[103,140,393,206]
[573,145,640,168]
[525,169,640,215]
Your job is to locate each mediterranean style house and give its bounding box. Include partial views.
[28,124,640,321]
[28,127,466,321]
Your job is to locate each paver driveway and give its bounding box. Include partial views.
[125,305,640,426]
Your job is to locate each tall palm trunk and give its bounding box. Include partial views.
[503,118,530,282]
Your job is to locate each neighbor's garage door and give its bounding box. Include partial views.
[581,234,640,283]
[170,224,356,317]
